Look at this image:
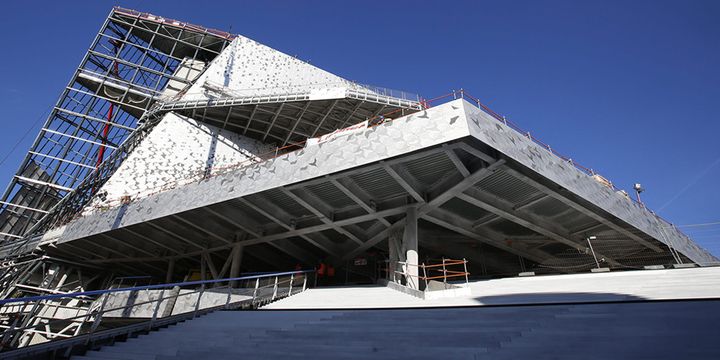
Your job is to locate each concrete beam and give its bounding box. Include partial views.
[500,166,663,253]
[121,228,184,256]
[171,215,232,245]
[426,160,505,208]
[329,177,392,227]
[238,196,342,256]
[381,161,425,203]
[421,209,550,265]
[86,206,413,264]
[145,222,204,250]
[98,233,156,258]
[203,206,261,238]
[281,187,364,246]
[457,189,622,268]
[443,144,470,177]
[472,214,500,228]
[341,160,505,263]
[513,193,549,211]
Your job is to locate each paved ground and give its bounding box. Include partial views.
[264,266,720,309]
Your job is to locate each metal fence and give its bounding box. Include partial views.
[0,269,314,356]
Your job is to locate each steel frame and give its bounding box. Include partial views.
[0,8,234,243]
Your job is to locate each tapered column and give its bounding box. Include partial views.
[229,243,244,287]
[166,259,175,283]
[403,206,419,290]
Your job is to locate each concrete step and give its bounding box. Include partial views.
[79,350,160,360]
[76,300,720,360]
[153,345,486,360]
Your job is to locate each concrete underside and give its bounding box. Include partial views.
[34,99,716,277]
[265,266,720,309]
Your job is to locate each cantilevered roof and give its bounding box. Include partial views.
[16,100,714,277]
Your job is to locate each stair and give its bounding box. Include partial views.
[71,299,720,360]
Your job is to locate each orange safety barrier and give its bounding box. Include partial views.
[113,7,236,41]
[384,258,470,289]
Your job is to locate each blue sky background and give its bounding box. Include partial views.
[0,1,718,257]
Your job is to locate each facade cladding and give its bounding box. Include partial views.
[0,6,717,293]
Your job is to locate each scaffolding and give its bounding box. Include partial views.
[0,7,234,244]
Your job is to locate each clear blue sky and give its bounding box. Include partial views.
[1,1,718,256]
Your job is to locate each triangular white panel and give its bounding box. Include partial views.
[84,112,273,214]
[180,36,353,101]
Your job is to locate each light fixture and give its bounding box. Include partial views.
[586,236,600,269]
[633,183,644,204]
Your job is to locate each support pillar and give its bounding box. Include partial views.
[403,206,419,290]
[229,244,244,288]
[388,227,404,284]
[166,259,175,284]
[200,253,206,281]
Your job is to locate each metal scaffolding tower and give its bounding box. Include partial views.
[0,7,234,244]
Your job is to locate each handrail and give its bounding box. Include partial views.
[0,269,314,352]
[0,269,312,305]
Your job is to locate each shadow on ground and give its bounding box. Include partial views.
[474,292,646,305]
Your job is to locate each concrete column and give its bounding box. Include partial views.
[403,206,419,290]
[200,253,206,281]
[166,259,175,284]
[229,243,244,288]
[388,228,403,283]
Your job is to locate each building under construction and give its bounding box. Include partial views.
[0,7,718,359]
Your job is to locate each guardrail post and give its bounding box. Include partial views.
[442,257,447,284]
[149,289,165,330]
[463,258,469,284]
[422,264,428,290]
[252,278,259,302]
[302,273,308,291]
[193,284,205,318]
[86,293,109,346]
[272,276,278,300]
[63,302,93,357]
[288,273,295,297]
[225,286,232,309]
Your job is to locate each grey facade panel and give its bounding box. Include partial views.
[462,101,716,265]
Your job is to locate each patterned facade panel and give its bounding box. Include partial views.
[462,101,716,265]
[55,101,470,243]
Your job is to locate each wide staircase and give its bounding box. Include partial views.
[71,299,720,360]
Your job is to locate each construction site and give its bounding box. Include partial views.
[0,7,718,360]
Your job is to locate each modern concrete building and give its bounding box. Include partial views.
[0,7,718,359]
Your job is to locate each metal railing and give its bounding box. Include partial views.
[0,269,314,355]
[381,258,470,291]
[112,7,236,41]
